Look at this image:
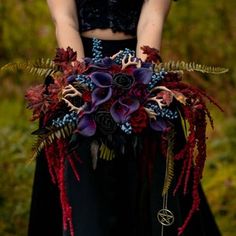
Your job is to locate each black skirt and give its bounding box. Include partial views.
[28,37,221,236]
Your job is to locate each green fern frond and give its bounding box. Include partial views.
[32,122,76,159]
[155,61,228,74]
[1,58,57,77]
[177,108,188,139]
[99,142,115,161]
[162,130,175,196]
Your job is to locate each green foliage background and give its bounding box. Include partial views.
[0,0,235,235]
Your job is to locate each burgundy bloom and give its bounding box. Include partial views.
[140,45,162,63]
[82,91,92,103]
[130,107,148,133]
[129,83,149,101]
[53,47,77,65]
[25,85,50,120]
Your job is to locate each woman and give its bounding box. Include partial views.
[28,0,221,236]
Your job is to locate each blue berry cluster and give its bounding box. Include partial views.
[52,112,77,128]
[92,38,103,63]
[75,74,94,90]
[113,48,135,64]
[120,122,132,134]
[148,69,167,90]
[145,103,178,120]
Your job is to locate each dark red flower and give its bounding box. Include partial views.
[82,90,92,103]
[130,107,148,133]
[129,83,149,101]
[48,76,68,101]
[140,45,162,63]
[53,47,77,65]
[25,84,50,120]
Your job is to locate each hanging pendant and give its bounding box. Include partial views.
[157,129,175,235]
[157,192,175,236]
[157,208,175,226]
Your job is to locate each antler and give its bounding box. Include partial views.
[151,85,187,106]
[110,50,123,60]
[61,84,84,114]
[62,98,84,114]
[150,85,172,93]
[62,84,82,98]
[148,85,174,109]
[144,107,157,120]
[147,97,167,110]
[121,54,141,70]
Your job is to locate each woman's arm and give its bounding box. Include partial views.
[47,0,85,58]
[136,0,172,60]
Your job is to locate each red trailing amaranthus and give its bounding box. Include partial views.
[158,75,222,234]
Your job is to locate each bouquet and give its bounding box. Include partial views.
[2,42,228,235]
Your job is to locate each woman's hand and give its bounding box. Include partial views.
[47,0,85,58]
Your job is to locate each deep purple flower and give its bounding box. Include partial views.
[90,72,112,87]
[92,87,112,107]
[90,72,113,108]
[76,114,96,136]
[149,117,168,132]
[133,67,152,84]
[110,98,140,123]
[67,74,77,83]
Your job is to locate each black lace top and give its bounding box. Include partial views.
[75,0,144,36]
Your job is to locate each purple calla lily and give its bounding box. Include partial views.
[133,68,152,84]
[110,98,140,123]
[90,72,112,88]
[92,87,112,107]
[149,117,168,132]
[76,114,96,136]
[67,74,77,83]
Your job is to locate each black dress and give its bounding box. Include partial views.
[28,1,222,236]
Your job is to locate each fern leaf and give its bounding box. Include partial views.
[177,108,188,139]
[162,130,175,196]
[32,122,76,159]
[1,58,57,77]
[99,143,115,161]
[155,61,228,74]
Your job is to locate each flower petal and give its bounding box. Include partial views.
[133,68,152,84]
[110,98,140,123]
[119,98,140,116]
[90,72,112,87]
[149,118,168,132]
[92,87,112,107]
[110,101,128,123]
[76,115,96,136]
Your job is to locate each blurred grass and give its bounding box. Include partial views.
[0,99,36,236]
[0,0,236,235]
